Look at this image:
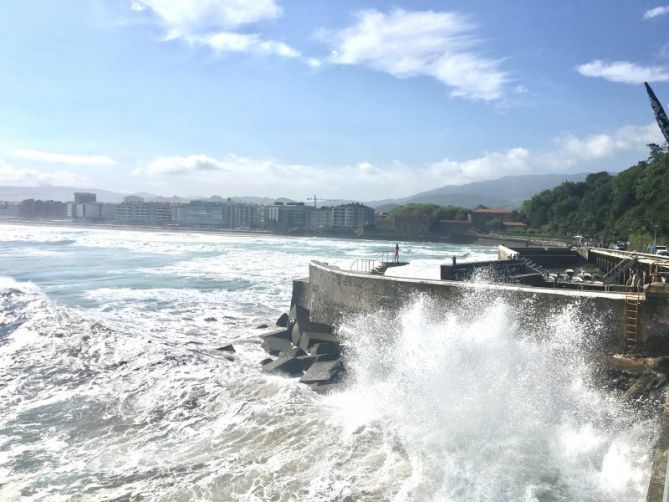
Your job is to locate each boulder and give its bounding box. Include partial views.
[276,313,289,327]
[260,357,273,365]
[256,324,269,329]
[300,359,343,384]
[216,344,235,353]
[261,335,292,356]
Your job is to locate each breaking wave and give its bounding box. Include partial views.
[332,292,657,501]
[0,225,658,501]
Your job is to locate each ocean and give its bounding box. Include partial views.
[0,223,658,501]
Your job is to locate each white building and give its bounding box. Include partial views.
[174,201,225,227]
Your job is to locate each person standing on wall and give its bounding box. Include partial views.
[394,243,399,263]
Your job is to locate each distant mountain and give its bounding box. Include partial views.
[0,173,588,208]
[0,186,131,202]
[0,186,194,203]
[367,173,589,210]
[0,187,322,206]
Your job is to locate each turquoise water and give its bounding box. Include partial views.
[0,224,657,501]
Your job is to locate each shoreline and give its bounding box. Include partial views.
[0,219,295,240]
[0,219,483,246]
[0,218,564,248]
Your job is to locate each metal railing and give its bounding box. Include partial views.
[350,258,376,273]
[349,250,395,272]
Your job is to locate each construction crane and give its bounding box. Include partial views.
[306,195,341,208]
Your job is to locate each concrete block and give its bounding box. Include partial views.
[300,359,343,384]
[307,342,342,359]
[298,331,339,352]
[261,335,292,356]
[262,347,306,375]
[291,320,303,346]
[295,354,320,371]
[276,313,289,327]
[260,329,291,340]
[290,304,332,334]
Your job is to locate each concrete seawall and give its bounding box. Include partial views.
[293,261,637,353]
[291,260,669,500]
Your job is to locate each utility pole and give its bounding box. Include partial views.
[654,224,659,253]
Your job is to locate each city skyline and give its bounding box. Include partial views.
[2,1,669,200]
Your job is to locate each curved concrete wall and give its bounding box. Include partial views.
[294,261,632,352]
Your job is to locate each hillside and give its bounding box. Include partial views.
[368,172,588,210]
[522,145,669,242]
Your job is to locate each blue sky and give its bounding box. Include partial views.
[2,0,669,200]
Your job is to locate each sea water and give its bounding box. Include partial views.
[0,224,658,501]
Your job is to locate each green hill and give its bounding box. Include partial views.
[522,144,669,246]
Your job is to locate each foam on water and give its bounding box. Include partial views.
[330,292,657,501]
[0,224,659,501]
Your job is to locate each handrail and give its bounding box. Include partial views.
[349,249,396,272]
[350,258,375,272]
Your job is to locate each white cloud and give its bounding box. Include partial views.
[136,123,663,199]
[556,124,662,160]
[324,9,509,101]
[644,5,669,19]
[142,154,232,175]
[134,0,281,34]
[184,32,300,58]
[12,149,117,166]
[427,147,536,183]
[0,162,89,187]
[307,57,322,69]
[576,60,669,84]
[134,0,300,59]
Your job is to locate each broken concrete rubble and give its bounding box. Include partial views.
[299,360,342,384]
[258,309,344,390]
[261,335,292,356]
[261,347,307,375]
[307,342,341,359]
[275,313,289,327]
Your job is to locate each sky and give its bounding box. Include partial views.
[2,0,669,201]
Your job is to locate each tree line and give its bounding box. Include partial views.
[521,144,669,246]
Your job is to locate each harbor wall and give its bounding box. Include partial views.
[294,261,635,353]
[292,261,669,501]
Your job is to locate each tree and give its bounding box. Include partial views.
[520,146,669,242]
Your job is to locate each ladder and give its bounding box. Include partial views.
[623,291,642,353]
